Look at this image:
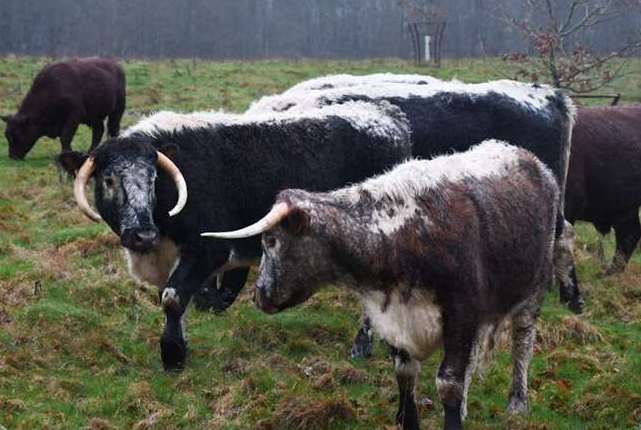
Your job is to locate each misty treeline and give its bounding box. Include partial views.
[0,0,639,59]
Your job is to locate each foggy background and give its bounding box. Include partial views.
[1,0,640,59]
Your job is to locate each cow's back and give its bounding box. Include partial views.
[566,105,641,223]
[375,92,572,189]
[20,57,125,122]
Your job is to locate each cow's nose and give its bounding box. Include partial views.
[133,230,159,248]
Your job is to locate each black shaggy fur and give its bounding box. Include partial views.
[58,106,412,370]
[565,105,641,273]
[2,57,125,160]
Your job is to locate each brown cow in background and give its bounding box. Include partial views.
[2,57,126,160]
[565,105,641,273]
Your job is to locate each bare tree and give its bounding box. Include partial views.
[397,0,445,20]
[492,0,641,93]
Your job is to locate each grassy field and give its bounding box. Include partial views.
[0,56,641,430]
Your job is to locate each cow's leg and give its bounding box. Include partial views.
[160,256,222,371]
[193,268,249,312]
[90,120,105,151]
[59,117,80,153]
[107,103,125,137]
[351,313,374,359]
[554,220,584,314]
[392,347,421,430]
[607,211,641,274]
[437,313,479,430]
[506,305,538,415]
[593,222,611,270]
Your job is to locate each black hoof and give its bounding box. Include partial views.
[193,287,230,313]
[395,408,420,430]
[160,335,187,372]
[350,335,373,359]
[350,341,372,359]
[568,296,584,314]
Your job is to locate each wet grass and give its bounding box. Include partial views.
[1,56,641,429]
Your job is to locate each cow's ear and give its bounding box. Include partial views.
[159,143,179,160]
[282,207,311,235]
[0,114,12,123]
[56,151,89,178]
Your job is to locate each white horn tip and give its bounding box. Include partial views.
[167,181,187,216]
[201,232,229,238]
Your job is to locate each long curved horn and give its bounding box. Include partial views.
[201,202,290,239]
[156,152,187,217]
[73,157,102,222]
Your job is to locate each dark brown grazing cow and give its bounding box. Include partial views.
[2,57,126,160]
[565,105,641,273]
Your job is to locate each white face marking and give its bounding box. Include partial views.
[360,288,442,361]
[122,168,156,210]
[247,75,557,116]
[125,236,180,288]
[122,101,411,143]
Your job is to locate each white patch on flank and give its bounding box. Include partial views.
[335,140,524,235]
[122,101,410,143]
[125,236,180,288]
[247,76,557,115]
[360,288,442,361]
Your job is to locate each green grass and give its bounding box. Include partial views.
[1,56,641,429]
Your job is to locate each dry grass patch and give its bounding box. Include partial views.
[83,418,116,430]
[257,396,355,430]
[537,315,604,349]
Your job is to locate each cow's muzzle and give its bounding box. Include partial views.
[121,228,160,253]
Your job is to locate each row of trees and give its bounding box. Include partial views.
[1,0,639,62]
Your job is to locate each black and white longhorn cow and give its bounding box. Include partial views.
[248,74,582,316]
[203,140,559,430]
[58,101,413,370]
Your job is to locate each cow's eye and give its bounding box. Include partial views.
[264,236,277,248]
